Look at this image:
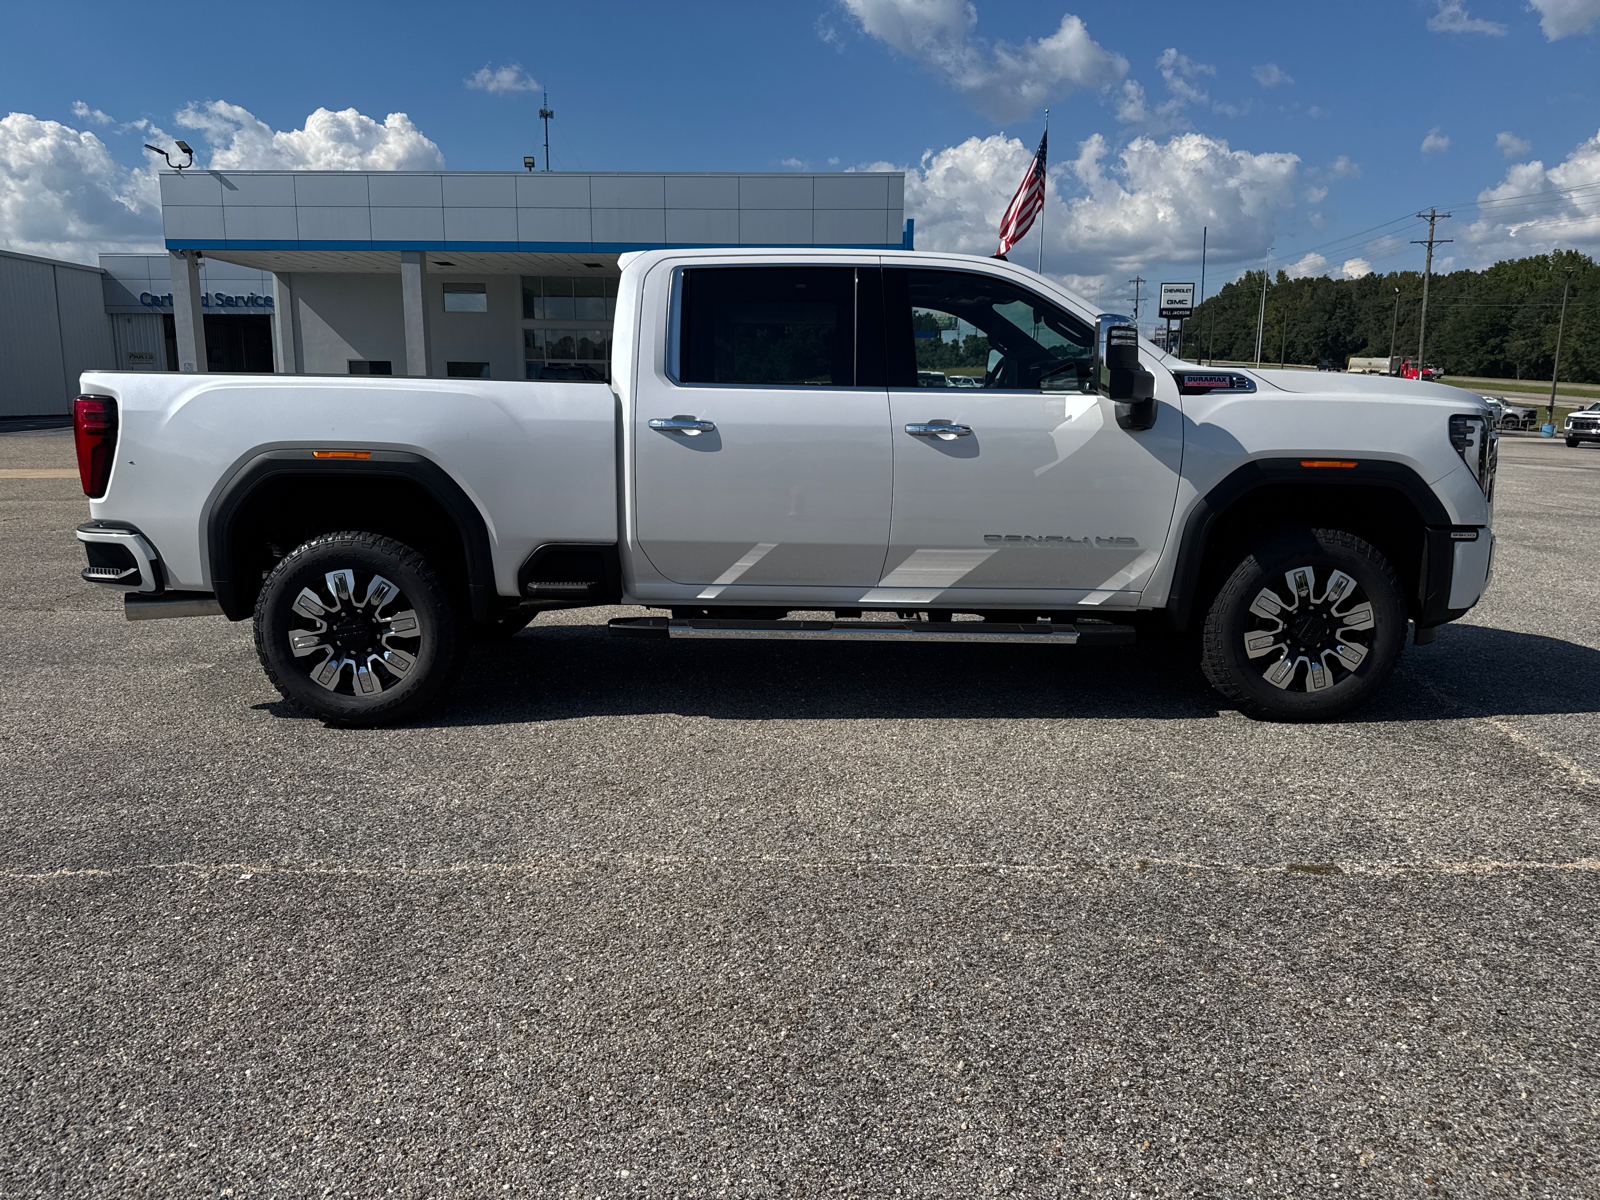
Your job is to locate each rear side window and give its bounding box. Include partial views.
[677,267,857,387]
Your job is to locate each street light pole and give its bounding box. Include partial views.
[1254,248,1272,366]
[1389,286,1400,368]
[1548,269,1573,426]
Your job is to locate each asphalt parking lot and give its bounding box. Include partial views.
[2,426,1597,1198]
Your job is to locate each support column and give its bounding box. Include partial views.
[168,249,207,373]
[270,271,299,374]
[399,251,432,377]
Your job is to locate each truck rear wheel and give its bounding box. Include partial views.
[1200,528,1406,721]
[253,531,466,727]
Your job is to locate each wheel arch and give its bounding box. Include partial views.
[206,450,495,622]
[1164,459,1453,634]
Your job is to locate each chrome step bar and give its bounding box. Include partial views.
[608,617,1135,646]
[125,592,225,621]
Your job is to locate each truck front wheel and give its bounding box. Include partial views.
[253,531,466,726]
[1200,528,1406,721]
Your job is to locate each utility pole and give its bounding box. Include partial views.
[1197,225,1207,364]
[539,92,555,172]
[1254,248,1272,365]
[1129,275,1146,328]
[1280,304,1288,368]
[1548,267,1573,426]
[1388,286,1401,367]
[1411,209,1451,369]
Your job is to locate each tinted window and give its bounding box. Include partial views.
[678,267,856,387]
[885,268,1095,391]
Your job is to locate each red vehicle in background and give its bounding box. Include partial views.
[1399,359,1443,381]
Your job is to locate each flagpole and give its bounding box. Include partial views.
[1036,109,1049,275]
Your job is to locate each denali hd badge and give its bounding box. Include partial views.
[984,535,1139,547]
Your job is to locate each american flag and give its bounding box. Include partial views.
[995,131,1047,259]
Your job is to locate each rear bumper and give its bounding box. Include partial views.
[76,522,162,593]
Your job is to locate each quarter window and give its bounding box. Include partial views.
[677,266,857,387]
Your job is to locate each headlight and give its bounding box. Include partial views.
[1449,413,1496,500]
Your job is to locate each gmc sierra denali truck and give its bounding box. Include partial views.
[71,248,1497,725]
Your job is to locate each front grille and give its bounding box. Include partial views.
[1572,418,1599,431]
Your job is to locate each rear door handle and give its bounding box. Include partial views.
[649,415,716,435]
[905,421,972,440]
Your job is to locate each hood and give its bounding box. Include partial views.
[1225,368,1485,404]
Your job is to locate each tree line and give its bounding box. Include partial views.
[1178,249,1598,382]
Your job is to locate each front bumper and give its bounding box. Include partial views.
[1565,425,1600,441]
[1418,525,1492,627]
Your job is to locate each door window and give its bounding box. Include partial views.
[886,268,1095,392]
[676,266,857,387]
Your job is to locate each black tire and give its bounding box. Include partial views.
[1567,438,1580,448]
[254,531,466,727]
[1200,528,1406,722]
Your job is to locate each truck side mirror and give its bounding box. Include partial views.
[1097,317,1158,431]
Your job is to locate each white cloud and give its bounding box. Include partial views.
[862,129,1297,283]
[1342,257,1374,278]
[1463,125,1600,263]
[70,102,113,126]
[1252,63,1292,87]
[0,101,446,265]
[0,112,161,263]
[1327,155,1360,180]
[1421,128,1451,155]
[1156,48,1213,105]
[1285,251,1328,279]
[1115,47,1226,134]
[1496,131,1532,157]
[839,1,1127,121]
[175,102,444,170]
[780,157,806,170]
[827,156,840,165]
[1527,0,1600,39]
[465,64,540,94]
[1426,0,1507,34]
[1304,185,1329,204]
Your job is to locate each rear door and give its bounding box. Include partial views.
[879,267,1183,601]
[631,264,892,590]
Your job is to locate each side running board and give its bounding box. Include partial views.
[608,617,1135,646]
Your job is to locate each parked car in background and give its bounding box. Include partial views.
[1565,403,1600,447]
[1497,400,1538,430]
[1317,359,1339,372]
[948,374,984,388]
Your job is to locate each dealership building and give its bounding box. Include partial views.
[0,168,910,416]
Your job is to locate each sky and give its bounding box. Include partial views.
[3,0,1599,315]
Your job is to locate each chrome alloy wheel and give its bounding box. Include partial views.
[285,568,421,697]
[1241,565,1375,693]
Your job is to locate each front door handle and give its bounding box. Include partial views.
[905,421,972,440]
[649,415,716,435]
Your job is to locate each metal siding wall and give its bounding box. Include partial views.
[0,254,67,416]
[110,312,169,370]
[53,264,117,396]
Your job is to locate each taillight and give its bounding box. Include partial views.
[73,396,118,498]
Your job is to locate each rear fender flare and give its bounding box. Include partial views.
[205,449,494,621]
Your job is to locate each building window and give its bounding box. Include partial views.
[521,275,616,320]
[348,360,393,375]
[443,282,488,313]
[447,361,491,378]
[524,328,611,381]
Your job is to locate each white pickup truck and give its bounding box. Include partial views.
[71,248,1497,725]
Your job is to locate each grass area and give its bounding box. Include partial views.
[1446,375,1600,401]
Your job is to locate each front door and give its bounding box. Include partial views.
[878,267,1183,603]
[632,264,892,592]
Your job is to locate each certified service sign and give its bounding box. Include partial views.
[1158,282,1195,319]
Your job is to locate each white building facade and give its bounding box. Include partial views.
[0,168,909,415]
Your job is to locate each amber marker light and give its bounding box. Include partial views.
[311,450,372,459]
[1300,460,1358,468]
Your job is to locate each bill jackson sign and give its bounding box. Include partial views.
[1158,282,1195,320]
[138,292,273,310]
